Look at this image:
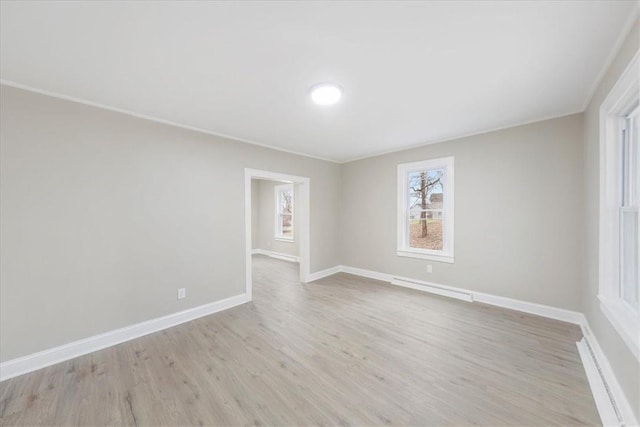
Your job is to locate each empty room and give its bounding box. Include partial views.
[0,1,638,426]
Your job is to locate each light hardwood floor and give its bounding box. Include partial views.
[0,255,599,426]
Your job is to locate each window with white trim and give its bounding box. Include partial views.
[275,184,294,241]
[397,157,454,263]
[599,52,639,360]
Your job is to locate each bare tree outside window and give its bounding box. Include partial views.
[408,169,444,250]
[279,190,293,236]
[275,184,294,239]
[398,157,453,262]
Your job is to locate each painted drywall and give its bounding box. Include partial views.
[340,113,585,311]
[252,180,299,257]
[0,85,341,362]
[582,19,640,421]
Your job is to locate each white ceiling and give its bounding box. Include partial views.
[1,1,636,162]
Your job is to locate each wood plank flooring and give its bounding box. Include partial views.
[0,255,600,426]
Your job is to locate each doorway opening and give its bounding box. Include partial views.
[244,169,310,300]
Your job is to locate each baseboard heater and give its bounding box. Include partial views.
[576,337,624,426]
[390,277,474,302]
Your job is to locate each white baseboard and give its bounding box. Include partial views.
[341,265,392,282]
[338,265,583,324]
[252,248,299,263]
[391,276,473,302]
[0,293,249,382]
[308,265,343,282]
[579,319,639,427]
[473,291,584,324]
[308,264,585,331]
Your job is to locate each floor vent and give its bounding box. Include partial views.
[390,277,473,302]
[577,336,624,426]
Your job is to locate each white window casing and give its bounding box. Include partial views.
[598,50,639,361]
[397,156,454,263]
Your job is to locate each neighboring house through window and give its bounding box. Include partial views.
[599,52,639,360]
[275,183,294,241]
[397,156,454,263]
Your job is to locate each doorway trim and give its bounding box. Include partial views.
[244,168,311,300]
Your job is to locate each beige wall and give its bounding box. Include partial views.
[252,179,300,257]
[340,114,585,310]
[582,19,639,420]
[0,85,341,362]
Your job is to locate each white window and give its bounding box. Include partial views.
[599,52,639,361]
[397,157,454,263]
[275,184,294,241]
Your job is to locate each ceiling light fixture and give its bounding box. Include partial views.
[310,83,343,106]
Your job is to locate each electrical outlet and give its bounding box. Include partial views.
[177,288,186,299]
[427,265,433,273]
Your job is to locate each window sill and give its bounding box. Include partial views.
[397,250,454,263]
[598,295,639,362]
[274,237,294,243]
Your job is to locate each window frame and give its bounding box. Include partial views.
[274,183,294,242]
[397,156,454,263]
[598,50,639,361]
